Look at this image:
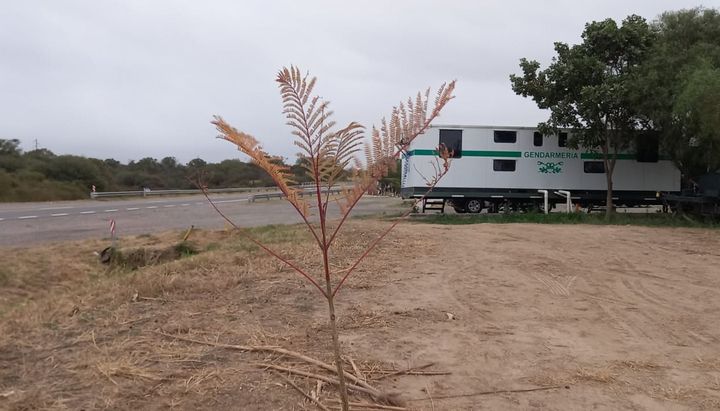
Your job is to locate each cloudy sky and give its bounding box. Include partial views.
[1,0,716,164]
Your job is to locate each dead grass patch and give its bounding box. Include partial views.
[0,221,402,410]
[2,221,720,410]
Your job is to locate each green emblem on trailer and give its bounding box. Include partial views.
[537,161,563,174]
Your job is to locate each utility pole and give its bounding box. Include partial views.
[34,139,38,150]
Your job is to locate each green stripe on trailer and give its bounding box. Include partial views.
[465,150,522,158]
[408,149,521,158]
[580,153,635,160]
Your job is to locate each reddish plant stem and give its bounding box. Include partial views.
[332,168,448,298]
[199,188,327,297]
[315,124,352,411]
[286,194,323,249]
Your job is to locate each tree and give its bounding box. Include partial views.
[205,66,455,410]
[187,157,207,170]
[43,155,108,191]
[634,8,720,177]
[510,15,654,218]
[24,148,55,159]
[131,157,162,174]
[160,156,179,169]
[0,139,22,156]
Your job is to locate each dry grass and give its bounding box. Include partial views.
[0,221,402,410]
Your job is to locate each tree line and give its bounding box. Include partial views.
[511,7,720,216]
[0,139,317,202]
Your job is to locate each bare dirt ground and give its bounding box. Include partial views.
[1,220,719,410]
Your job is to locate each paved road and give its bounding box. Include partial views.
[0,195,405,247]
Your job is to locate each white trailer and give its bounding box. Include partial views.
[401,125,681,213]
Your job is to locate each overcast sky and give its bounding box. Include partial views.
[1,0,717,164]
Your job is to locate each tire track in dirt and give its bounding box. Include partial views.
[610,272,713,346]
[534,275,577,297]
[578,257,675,345]
[597,302,642,340]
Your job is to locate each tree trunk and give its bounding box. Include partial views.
[605,171,614,221]
[602,132,615,221]
[325,293,349,411]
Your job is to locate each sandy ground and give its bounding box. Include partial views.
[1,221,719,410]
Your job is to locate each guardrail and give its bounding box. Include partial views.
[248,188,344,202]
[90,186,281,199]
[91,183,348,200]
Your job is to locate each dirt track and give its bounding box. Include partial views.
[348,223,720,409]
[1,221,719,410]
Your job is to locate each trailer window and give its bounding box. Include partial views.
[439,129,462,158]
[558,132,568,147]
[583,161,605,173]
[493,159,516,172]
[636,133,659,162]
[533,131,543,147]
[494,130,517,143]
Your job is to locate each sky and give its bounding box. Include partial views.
[1,0,717,164]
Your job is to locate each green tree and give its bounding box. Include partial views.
[634,8,720,177]
[510,15,654,218]
[24,148,55,159]
[187,157,207,171]
[0,139,22,156]
[44,155,108,190]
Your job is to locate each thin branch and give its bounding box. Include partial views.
[258,363,381,398]
[373,370,450,378]
[406,385,565,401]
[198,187,326,297]
[155,331,376,391]
[426,382,435,411]
[325,400,406,410]
[372,363,437,381]
[332,164,450,297]
[271,370,331,411]
[347,357,365,385]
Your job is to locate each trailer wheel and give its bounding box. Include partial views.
[466,199,483,213]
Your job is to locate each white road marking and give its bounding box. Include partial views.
[37,206,73,211]
[0,218,4,222]
[18,215,38,219]
[51,213,69,217]
[146,206,158,209]
[215,199,247,204]
[195,202,204,205]
[180,203,191,206]
[104,209,118,212]
[126,207,139,211]
[80,211,95,214]
[163,204,176,208]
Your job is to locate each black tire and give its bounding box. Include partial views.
[466,199,483,214]
[453,207,467,213]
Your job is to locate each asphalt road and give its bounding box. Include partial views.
[0,195,405,247]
